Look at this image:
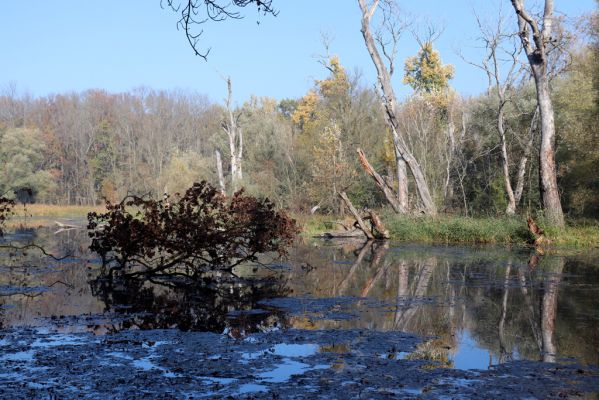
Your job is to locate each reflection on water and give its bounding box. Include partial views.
[1,226,598,369]
[89,273,289,334]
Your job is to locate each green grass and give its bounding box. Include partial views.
[383,213,532,244]
[299,211,599,248]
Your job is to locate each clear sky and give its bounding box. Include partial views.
[0,1,595,104]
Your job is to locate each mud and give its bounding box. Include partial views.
[1,326,598,399]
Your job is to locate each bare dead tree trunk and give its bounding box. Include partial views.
[499,102,517,215]
[357,148,404,213]
[395,149,409,210]
[514,107,539,205]
[222,77,243,192]
[358,0,437,215]
[215,149,226,195]
[340,191,375,240]
[510,0,564,226]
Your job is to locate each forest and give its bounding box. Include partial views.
[0,2,597,224]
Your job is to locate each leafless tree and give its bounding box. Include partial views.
[222,77,243,191]
[358,0,436,215]
[510,0,564,226]
[468,10,537,215]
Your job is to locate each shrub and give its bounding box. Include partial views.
[87,181,298,281]
[0,196,15,237]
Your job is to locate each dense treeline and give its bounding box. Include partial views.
[0,14,597,219]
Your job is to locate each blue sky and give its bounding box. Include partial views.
[0,1,595,104]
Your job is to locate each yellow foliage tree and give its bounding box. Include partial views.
[404,42,454,94]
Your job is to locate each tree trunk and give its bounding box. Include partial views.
[358,0,436,216]
[511,0,564,226]
[215,149,226,195]
[514,107,539,205]
[357,148,404,213]
[223,77,243,192]
[498,103,517,215]
[535,73,564,226]
[339,191,375,240]
[393,133,409,211]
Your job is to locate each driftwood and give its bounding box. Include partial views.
[54,221,81,234]
[527,216,549,247]
[314,192,389,240]
[357,148,404,213]
[340,192,375,240]
[365,209,390,239]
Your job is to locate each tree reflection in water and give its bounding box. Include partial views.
[288,241,596,367]
[89,273,290,336]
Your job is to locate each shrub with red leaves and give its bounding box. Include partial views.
[87,181,298,280]
[0,197,15,237]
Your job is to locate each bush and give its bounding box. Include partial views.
[87,181,298,281]
[0,196,15,237]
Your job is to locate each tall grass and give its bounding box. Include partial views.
[299,211,599,248]
[8,204,106,220]
[383,213,532,244]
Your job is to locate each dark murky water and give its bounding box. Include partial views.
[1,224,598,398]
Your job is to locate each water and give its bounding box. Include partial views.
[1,226,598,395]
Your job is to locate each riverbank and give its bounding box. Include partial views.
[299,212,599,248]
[5,204,599,248]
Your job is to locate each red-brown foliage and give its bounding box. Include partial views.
[0,197,15,237]
[87,181,298,280]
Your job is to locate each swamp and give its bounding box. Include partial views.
[0,220,598,398]
[2,0,599,398]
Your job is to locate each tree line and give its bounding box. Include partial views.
[0,5,596,220]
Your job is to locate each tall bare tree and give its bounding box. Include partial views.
[358,0,436,215]
[510,0,564,226]
[469,11,538,215]
[222,78,243,191]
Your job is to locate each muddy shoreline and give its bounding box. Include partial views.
[2,324,598,399]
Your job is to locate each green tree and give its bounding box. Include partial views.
[554,13,599,217]
[0,128,57,202]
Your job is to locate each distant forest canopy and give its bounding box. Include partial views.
[0,16,597,218]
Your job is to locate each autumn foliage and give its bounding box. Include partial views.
[87,181,298,280]
[0,197,15,237]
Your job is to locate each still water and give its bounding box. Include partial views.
[1,225,598,372]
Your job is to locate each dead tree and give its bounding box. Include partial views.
[510,0,564,226]
[358,0,436,215]
[357,148,404,213]
[215,149,226,195]
[222,77,243,192]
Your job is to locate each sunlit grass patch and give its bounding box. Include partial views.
[10,203,107,218]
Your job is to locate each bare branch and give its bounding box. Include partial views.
[162,0,277,59]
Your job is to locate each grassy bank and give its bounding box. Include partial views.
[6,204,598,248]
[300,212,599,248]
[4,204,106,229]
[13,204,106,218]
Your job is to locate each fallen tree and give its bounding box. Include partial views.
[315,192,389,240]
